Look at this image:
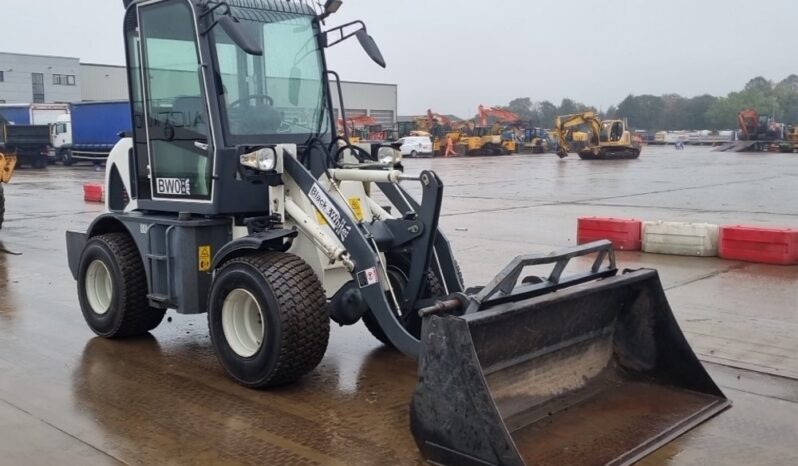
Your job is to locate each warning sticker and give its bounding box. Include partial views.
[308,184,352,242]
[348,197,365,221]
[198,245,212,272]
[356,267,380,288]
[315,209,328,225]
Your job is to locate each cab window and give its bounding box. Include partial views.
[139,0,212,201]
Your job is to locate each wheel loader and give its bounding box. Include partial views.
[555,112,642,160]
[66,1,728,465]
[0,151,16,230]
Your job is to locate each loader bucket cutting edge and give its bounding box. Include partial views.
[411,268,730,466]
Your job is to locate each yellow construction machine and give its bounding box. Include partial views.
[0,151,17,230]
[458,106,521,155]
[555,112,641,159]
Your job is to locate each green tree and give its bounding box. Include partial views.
[744,76,773,93]
[558,98,579,115]
[505,97,535,121]
[616,94,665,130]
[683,95,716,130]
[536,101,559,128]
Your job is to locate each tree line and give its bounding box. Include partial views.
[497,75,798,131]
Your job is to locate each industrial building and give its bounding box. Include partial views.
[0,52,398,125]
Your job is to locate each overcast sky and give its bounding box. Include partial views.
[1,0,796,117]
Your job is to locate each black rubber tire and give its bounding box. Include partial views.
[0,183,5,230]
[411,150,418,158]
[33,156,47,170]
[61,149,75,166]
[362,257,464,346]
[207,252,330,388]
[77,233,166,338]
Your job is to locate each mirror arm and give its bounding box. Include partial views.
[199,1,231,34]
[324,20,366,48]
[327,70,350,142]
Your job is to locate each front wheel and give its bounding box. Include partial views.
[77,233,166,338]
[411,150,418,158]
[208,252,330,388]
[61,149,75,166]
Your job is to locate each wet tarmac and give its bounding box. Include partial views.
[0,145,796,465]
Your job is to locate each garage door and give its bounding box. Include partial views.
[370,110,395,126]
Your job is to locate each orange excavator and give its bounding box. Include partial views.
[457,106,520,155]
[737,109,783,141]
[478,105,521,127]
[337,114,378,143]
[427,109,452,128]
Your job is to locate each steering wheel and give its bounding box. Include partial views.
[227,94,281,133]
[229,94,274,109]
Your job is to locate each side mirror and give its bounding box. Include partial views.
[289,66,302,107]
[355,30,386,68]
[218,15,263,56]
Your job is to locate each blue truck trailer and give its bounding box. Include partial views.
[58,101,132,166]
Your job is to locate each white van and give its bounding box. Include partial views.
[397,136,433,157]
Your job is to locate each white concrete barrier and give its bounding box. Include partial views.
[642,221,719,257]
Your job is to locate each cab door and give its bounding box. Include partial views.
[137,0,214,202]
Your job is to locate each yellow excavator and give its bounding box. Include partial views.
[0,151,16,230]
[555,112,641,159]
[0,113,17,229]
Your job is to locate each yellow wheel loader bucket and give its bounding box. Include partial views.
[0,152,17,183]
[411,241,729,466]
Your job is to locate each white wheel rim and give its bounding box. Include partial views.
[222,289,265,358]
[85,260,113,315]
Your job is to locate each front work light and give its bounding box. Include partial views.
[240,148,277,172]
[378,146,402,165]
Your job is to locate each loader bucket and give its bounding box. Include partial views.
[411,241,729,466]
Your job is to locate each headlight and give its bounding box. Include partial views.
[240,148,277,172]
[378,146,402,165]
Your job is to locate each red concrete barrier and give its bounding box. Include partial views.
[577,217,642,251]
[83,184,104,203]
[719,225,798,265]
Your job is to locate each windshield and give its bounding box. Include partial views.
[212,12,330,144]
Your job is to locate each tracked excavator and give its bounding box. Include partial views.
[66,1,726,465]
[556,112,641,159]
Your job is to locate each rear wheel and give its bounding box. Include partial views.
[33,156,47,170]
[411,150,418,158]
[77,233,166,338]
[208,252,329,388]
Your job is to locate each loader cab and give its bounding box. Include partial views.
[122,0,333,215]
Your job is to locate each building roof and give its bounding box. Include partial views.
[0,51,79,61]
